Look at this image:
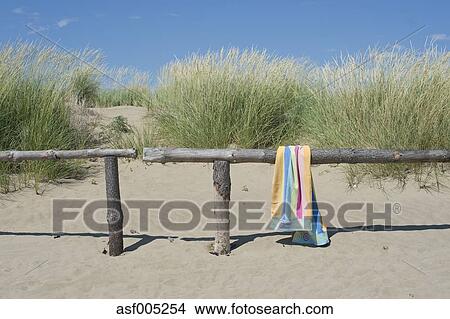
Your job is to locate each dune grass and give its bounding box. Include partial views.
[0,42,99,193]
[97,86,151,107]
[110,125,157,157]
[70,66,101,107]
[152,48,314,148]
[143,46,449,189]
[302,47,450,188]
[96,67,152,107]
[1,41,448,192]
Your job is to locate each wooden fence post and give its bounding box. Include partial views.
[104,156,124,256]
[213,160,231,255]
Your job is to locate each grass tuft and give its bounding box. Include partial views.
[96,67,152,107]
[70,66,101,107]
[0,42,98,193]
[302,46,450,188]
[152,48,314,148]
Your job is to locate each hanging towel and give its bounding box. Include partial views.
[270,146,329,246]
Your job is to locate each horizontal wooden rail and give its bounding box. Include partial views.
[143,148,450,164]
[0,148,137,162]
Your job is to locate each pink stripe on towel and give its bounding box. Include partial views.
[295,146,303,219]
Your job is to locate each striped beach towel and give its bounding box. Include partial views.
[270,146,329,246]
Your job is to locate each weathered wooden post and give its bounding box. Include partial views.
[104,156,124,256]
[212,160,231,255]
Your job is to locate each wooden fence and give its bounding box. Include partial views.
[1,148,137,256]
[1,147,449,256]
[143,147,450,255]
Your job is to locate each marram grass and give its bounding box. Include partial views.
[152,48,314,148]
[147,46,449,189]
[96,67,152,107]
[0,42,99,193]
[1,42,448,192]
[302,47,450,189]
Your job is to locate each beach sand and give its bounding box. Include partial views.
[1,106,449,298]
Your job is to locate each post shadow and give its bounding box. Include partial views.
[1,223,450,253]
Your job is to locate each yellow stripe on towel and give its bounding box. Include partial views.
[302,146,313,218]
[271,146,285,219]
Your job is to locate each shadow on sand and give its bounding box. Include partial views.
[1,224,450,253]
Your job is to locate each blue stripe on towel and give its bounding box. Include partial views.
[281,146,292,224]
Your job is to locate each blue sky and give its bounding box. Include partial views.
[1,0,449,78]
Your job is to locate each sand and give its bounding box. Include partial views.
[93,105,149,128]
[1,106,450,298]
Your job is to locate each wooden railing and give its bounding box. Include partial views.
[143,147,450,255]
[0,148,136,161]
[1,148,137,256]
[2,147,449,256]
[143,148,450,164]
